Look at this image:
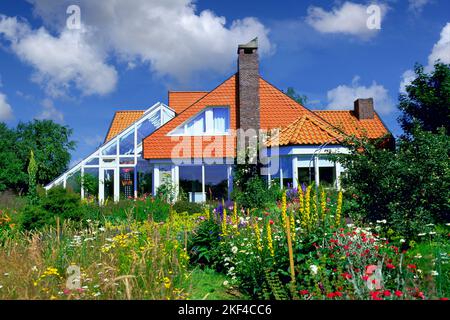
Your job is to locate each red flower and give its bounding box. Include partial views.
[383,290,391,297]
[407,264,417,270]
[299,290,309,296]
[394,290,403,298]
[341,272,352,280]
[264,212,270,217]
[370,291,382,300]
[327,293,336,298]
[269,219,274,225]
[440,298,449,301]
[343,245,350,250]
[362,275,369,281]
[372,279,377,284]
[386,263,395,270]
[334,291,343,297]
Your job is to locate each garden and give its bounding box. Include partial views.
[0,63,449,300]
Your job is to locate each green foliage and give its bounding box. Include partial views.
[188,219,221,266]
[173,200,203,215]
[0,123,26,192]
[399,63,450,135]
[15,119,76,186]
[333,127,450,239]
[232,176,281,209]
[286,87,308,106]
[156,177,177,203]
[78,173,98,197]
[27,150,38,203]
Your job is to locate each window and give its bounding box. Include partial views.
[205,165,228,201]
[319,167,335,187]
[298,167,315,186]
[179,166,203,202]
[120,168,134,199]
[170,107,230,135]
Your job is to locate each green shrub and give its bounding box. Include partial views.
[188,219,221,267]
[173,200,203,215]
[41,186,83,221]
[20,204,54,230]
[232,176,281,209]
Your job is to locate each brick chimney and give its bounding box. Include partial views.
[354,98,375,120]
[238,38,260,132]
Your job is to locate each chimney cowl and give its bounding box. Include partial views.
[354,98,375,120]
[238,37,258,53]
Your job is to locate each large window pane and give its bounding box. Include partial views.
[179,166,202,201]
[120,167,134,199]
[137,160,152,196]
[66,170,81,194]
[137,118,158,142]
[205,165,228,201]
[102,142,117,156]
[298,167,315,187]
[119,130,135,155]
[104,169,115,200]
[319,167,335,187]
[83,168,99,200]
[213,108,229,133]
[186,113,205,135]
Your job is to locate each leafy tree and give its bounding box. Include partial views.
[16,120,76,186]
[399,62,450,135]
[334,63,450,239]
[0,123,26,192]
[334,128,449,238]
[286,87,308,106]
[27,149,38,203]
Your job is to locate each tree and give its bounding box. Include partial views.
[0,123,26,192]
[399,62,450,135]
[16,120,76,186]
[286,87,308,106]
[333,62,450,239]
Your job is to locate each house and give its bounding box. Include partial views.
[45,38,391,203]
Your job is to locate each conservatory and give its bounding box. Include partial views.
[45,102,175,203]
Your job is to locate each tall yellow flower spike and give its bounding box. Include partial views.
[303,185,311,230]
[204,207,210,220]
[222,200,228,236]
[298,187,304,217]
[290,211,296,241]
[233,202,238,225]
[335,191,343,227]
[281,192,287,229]
[266,221,274,257]
[320,188,326,222]
[254,222,263,252]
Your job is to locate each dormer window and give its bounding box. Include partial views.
[170,107,230,136]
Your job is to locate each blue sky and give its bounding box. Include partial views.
[0,0,449,165]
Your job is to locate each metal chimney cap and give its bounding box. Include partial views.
[238,37,258,52]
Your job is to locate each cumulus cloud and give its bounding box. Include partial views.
[400,22,450,93]
[0,15,118,97]
[408,0,431,13]
[26,0,272,82]
[36,98,64,122]
[0,92,13,120]
[305,1,388,39]
[326,76,394,115]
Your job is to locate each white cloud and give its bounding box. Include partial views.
[305,1,388,39]
[400,22,450,93]
[326,76,394,115]
[0,92,13,120]
[428,23,450,66]
[36,98,64,123]
[408,0,431,13]
[0,15,118,97]
[399,69,416,94]
[27,0,272,82]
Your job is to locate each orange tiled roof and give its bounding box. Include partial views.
[168,91,208,114]
[143,75,238,159]
[314,110,389,139]
[142,75,390,158]
[143,75,310,159]
[105,110,145,142]
[266,114,343,147]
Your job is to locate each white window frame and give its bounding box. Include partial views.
[168,106,230,136]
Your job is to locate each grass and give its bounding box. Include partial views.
[185,268,248,300]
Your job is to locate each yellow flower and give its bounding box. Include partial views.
[254,222,263,252]
[303,185,312,230]
[281,192,287,229]
[335,191,343,226]
[320,188,326,221]
[163,277,171,289]
[266,221,274,257]
[221,203,228,236]
[290,212,296,241]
